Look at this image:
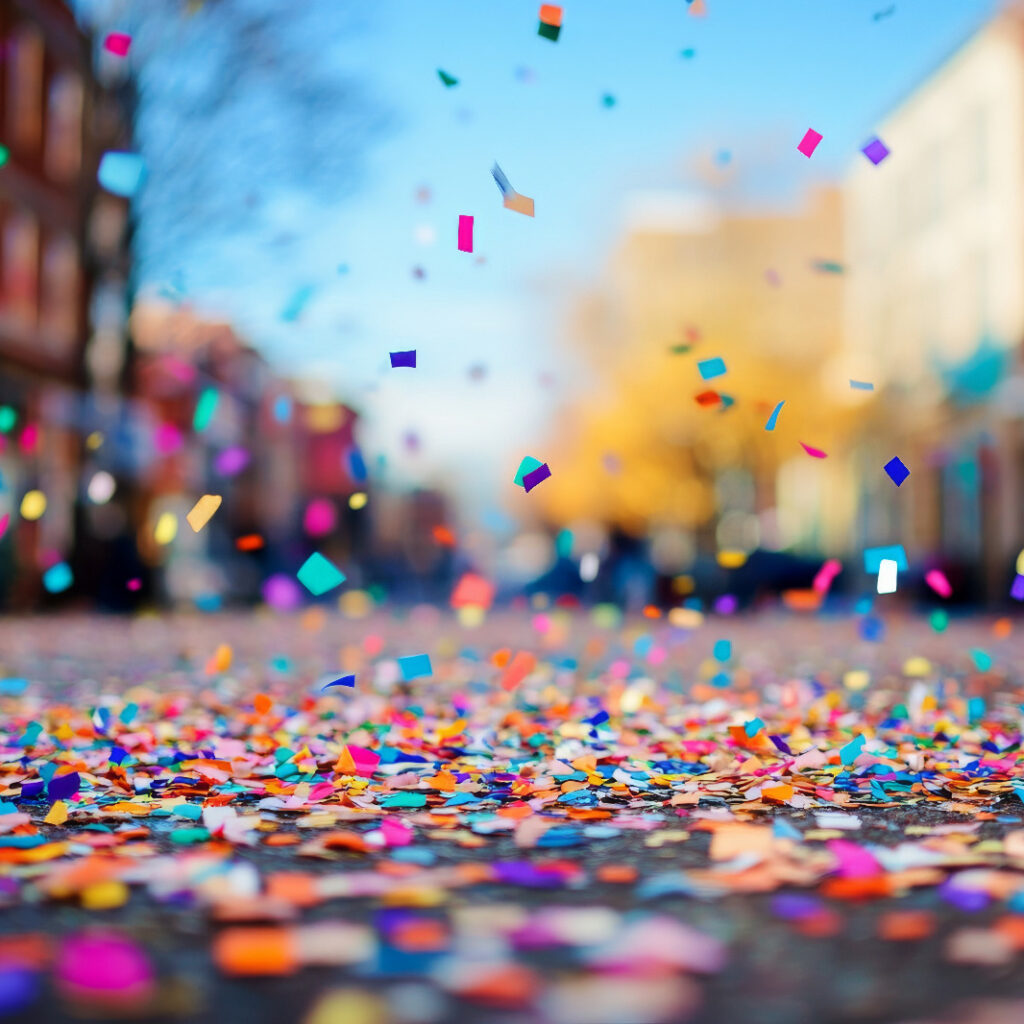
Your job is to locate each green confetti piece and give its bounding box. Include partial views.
[296,552,347,596]
[437,69,458,87]
[0,146,8,169]
[0,406,17,434]
[169,827,210,844]
[193,388,219,432]
[929,609,948,633]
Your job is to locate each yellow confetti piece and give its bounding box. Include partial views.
[1017,549,1024,576]
[81,880,129,910]
[348,492,368,510]
[86,431,104,450]
[903,657,932,677]
[717,549,747,569]
[20,490,46,520]
[154,511,178,545]
[844,670,871,691]
[668,607,704,628]
[186,494,222,532]
[45,800,69,826]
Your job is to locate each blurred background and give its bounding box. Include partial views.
[1,0,1022,614]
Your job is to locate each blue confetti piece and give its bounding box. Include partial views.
[697,357,726,380]
[398,653,432,681]
[839,734,865,766]
[765,400,784,431]
[390,350,416,368]
[321,674,356,691]
[0,678,28,696]
[42,562,73,594]
[98,151,146,197]
[863,545,908,572]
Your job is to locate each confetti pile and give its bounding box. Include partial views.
[3,611,1024,1022]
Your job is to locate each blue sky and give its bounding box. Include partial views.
[81,0,994,522]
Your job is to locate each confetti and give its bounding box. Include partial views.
[849,379,875,390]
[398,653,433,681]
[765,400,784,431]
[876,558,898,594]
[103,32,132,56]
[697,357,726,380]
[861,136,890,165]
[296,553,347,596]
[800,442,828,458]
[538,4,562,41]
[458,215,474,253]
[522,462,552,492]
[97,152,146,198]
[186,495,223,533]
[437,69,459,87]
[321,675,356,690]
[42,563,73,594]
[883,456,909,486]
[390,350,416,368]
[924,569,952,598]
[797,128,822,157]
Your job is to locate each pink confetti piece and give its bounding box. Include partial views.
[458,215,474,253]
[800,442,828,459]
[813,558,841,595]
[924,569,952,598]
[0,513,8,541]
[103,33,132,57]
[797,128,822,158]
[126,578,141,591]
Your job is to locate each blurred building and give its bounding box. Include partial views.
[842,3,1024,599]
[0,0,133,606]
[542,187,847,572]
[131,302,364,605]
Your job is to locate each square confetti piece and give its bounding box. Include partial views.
[883,456,909,487]
[296,553,346,596]
[390,350,416,368]
[861,136,890,165]
[697,357,726,380]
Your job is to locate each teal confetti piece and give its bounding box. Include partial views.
[863,545,908,572]
[398,653,432,681]
[42,562,73,594]
[839,734,865,766]
[514,456,544,488]
[697,357,726,380]
[98,151,146,197]
[193,388,219,432]
[765,400,784,432]
[296,552,346,596]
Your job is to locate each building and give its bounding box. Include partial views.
[541,187,849,568]
[131,302,365,605]
[842,3,1024,599]
[0,0,132,606]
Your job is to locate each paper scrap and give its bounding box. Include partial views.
[186,495,223,533]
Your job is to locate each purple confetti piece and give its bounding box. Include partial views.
[522,462,551,493]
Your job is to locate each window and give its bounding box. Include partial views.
[44,73,83,181]
[6,25,44,155]
[40,234,79,349]
[2,210,40,330]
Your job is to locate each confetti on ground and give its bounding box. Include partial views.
[797,128,822,157]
